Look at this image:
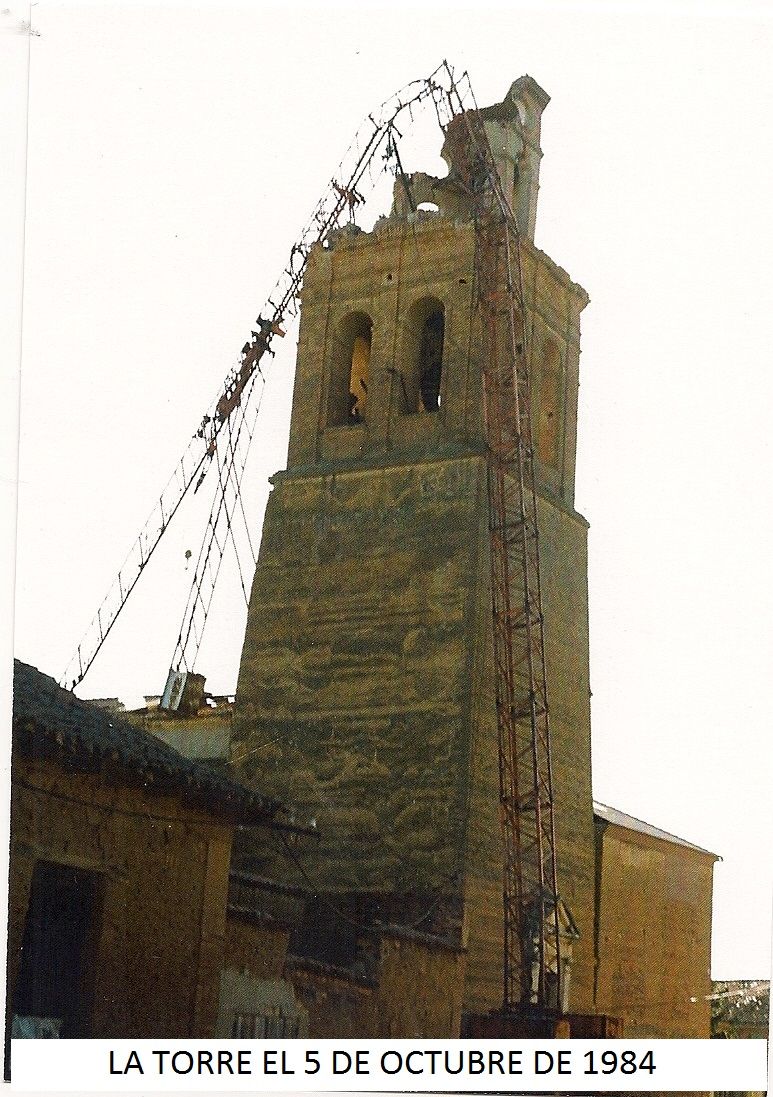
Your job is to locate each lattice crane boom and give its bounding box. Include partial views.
[61,63,471,692]
[444,84,565,1015]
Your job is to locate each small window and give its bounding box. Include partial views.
[328,312,372,426]
[402,297,445,414]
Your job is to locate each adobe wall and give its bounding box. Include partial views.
[372,931,466,1037]
[127,708,232,762]
[287,933,465,1039]
[225,915,290,980]
[594,819,716,1038]
[7,754,232,1039]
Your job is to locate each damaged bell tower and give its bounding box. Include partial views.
[234,76,596,1022]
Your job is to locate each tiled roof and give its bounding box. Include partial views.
[12,660,281,825]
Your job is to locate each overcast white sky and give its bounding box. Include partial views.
[4,0,773,980]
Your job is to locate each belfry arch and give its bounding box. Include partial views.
[328,311,372,426]
[403,296,445,413]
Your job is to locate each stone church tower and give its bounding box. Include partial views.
[234,76,596,1018]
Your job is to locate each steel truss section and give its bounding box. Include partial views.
[455,102,563,1014]
[61,62,473,690]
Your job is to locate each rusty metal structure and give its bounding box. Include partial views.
[475,212,562,1013]
[440,95,563,1015]
[61,62,566,1022]
[61,65,469,692]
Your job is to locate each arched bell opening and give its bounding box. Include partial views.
[402,297,445,414]
[328,311,373,426]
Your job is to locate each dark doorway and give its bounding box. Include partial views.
[12,861,103,1038]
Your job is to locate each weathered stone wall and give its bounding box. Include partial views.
[8,754,232,1038]
[287,220,480,469]
[235,206,594,1021]
[235,454,484,895]
[286,221,586,509]
[594,819,716,1038]
[236,455,596,1015]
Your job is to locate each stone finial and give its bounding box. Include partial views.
[473,75,550,240]
[505,75,551,127]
